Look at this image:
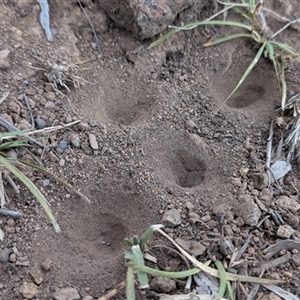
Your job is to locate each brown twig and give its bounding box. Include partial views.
[97,280,126,300]
[261,252,291,271]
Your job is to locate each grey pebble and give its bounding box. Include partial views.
[220,240,234,256]
[150,277,176,293]
[69,133,81,148]
[42,179,50,186]
[53,287,80,300]
[0,248,12,263]
[161,209,181,227]
[55,140,68,154]
[34,117,47,129]
[236,199,261,226]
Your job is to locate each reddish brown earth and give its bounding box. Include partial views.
[1,0,300,299]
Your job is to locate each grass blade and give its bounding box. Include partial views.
[149,28,180,48]
[280,60,287,109]
[139,224,164,250]
[126,266,135,300]
[226,280,234,300]
[149,20,254,48]
[0,130,31,140]
[0,155,60,232]
[0,139,29,151]
[127,263,202,278]
[181,20,253,31]
[215,41,267,114]
[132,245,149,288]
[14,158,91,203]
[270,40,299,55]
[204,33,253,46]
[215,260,226,298]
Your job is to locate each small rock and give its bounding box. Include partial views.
[261,292,281,300]
[0,248,12,263]
[220,240,234,256]
[9,253,17,263]
[30,265,43,285]
[45,101,55,109]
[259,188,273,205]
[251,173,268,190]
[200,214,211,222]
[186,120,197,130]
[7,218,15,227]
[34,117,47,129]
[238,194,253,202]
[78,122,90,131]
[17,119,32,130]
[24,88,37,96]
[42,179,50,186]
[82,296,94,300]
[185,201,194,210]
[69,133,81,148]
[150,277,176,293]
[161,209,181,227]
[89,134,98,150]
[292,254,300,266]
[8,101,20,114]
[286,213,299,227]
[212,204,225,215]
[41,257,52,271]
[59,158,66,167]
[175,238,206,256]
[55,140,68,154]
[53,287,81,300]
[19,282,38,299]
[269,272,280,280]
[188,212,200,220]
[223,224,234,236]
[0,49,10,69]
[230,177,242,187]
[239,167,249,177]
[0,113,13,124]
[276,225,294,239]
[235,200,261,226]
[275,196,300,212]
[44,92,56,101]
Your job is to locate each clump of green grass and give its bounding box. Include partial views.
[150,0,300,114]
[124,224,283,300]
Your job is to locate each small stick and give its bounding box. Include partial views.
[235,233,252,261]
[0,116,46,148]
[0,171,5,207]
[23,93,35,130]
[266,121,273,169]
[5,174,20,198]
[247,284,260,300]
[0,208,23,218]
[0,91,9,104]
[263,240,300,255]
[97,280,126,300]
[1,120,81,141]
[261,252,291,271]
[271,17,300,39]
[77,0,102,54]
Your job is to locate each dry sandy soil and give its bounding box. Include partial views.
[1,0,300,299]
